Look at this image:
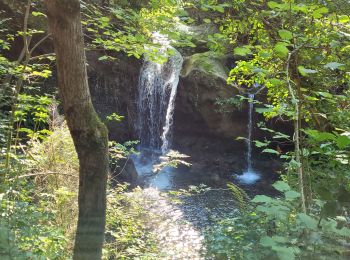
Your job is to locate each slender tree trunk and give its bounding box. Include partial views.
[286,52,306,213]
[44,1,109,259]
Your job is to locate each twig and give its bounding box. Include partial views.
[29,33,52,56]
[29,53,55,61]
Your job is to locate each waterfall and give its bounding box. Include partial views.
[237,93,261,184]
[136,35,183,154]
[246,93,254,171]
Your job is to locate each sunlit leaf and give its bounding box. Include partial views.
[298,66,317,76]
[278,29,293,40]
[273,181,290,192]
[262,148,279,155]
[324,62,345,70]
[234,46,252,56]
[274,42,289,58]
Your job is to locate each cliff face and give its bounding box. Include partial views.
[175,52,246,140]
[86,50,249,144]
[86,50,252,182]
[86,52,141,142]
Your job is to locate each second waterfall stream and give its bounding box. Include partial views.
[236,92,261,185]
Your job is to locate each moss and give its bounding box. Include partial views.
[181,52,228,80]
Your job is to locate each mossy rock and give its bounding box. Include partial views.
[181,52,228,81]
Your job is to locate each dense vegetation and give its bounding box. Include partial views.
[1,0,349,259]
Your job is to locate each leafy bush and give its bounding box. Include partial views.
[1,122,162,258]
[205,181,350,260]
[0,123,77,259]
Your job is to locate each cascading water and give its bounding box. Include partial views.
[136,36,183,154]
[134,33,183,189]
[237,93,261,184]
[246,93,254,171]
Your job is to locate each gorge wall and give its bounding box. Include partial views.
[86,50,249,146]
[86,50,261,183]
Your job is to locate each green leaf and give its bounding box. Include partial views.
[298,66,317,76]
[312,7,328,19]
[234,46,252,56]
[268,78,284,86]
[317,91,333,98]
[255,107,274,114]
[273,246,298,260]
[297,213,318,230]
[339,15,350,23]
[254,140,269,148]
[203,18,211,23]
[324,62,345,70]
[272,236,288,243]
[267,1,279,9]
[260,236,276,247]
[278,29,293,40]
[272,132,290,139]
[251,195,273,203]
[285,190,300,201]
[214,5,225,13]
[272,181,290,192]
[336,135,350,149]
[262,148,279,155]
[32,11,47,17]
[305,129,336,141]
[274,42,289,58]
[334,227,350,237]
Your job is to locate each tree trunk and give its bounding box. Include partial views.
[44,1,109,259]
[286,52,306,213]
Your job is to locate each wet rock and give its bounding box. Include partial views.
[87,52,141,142]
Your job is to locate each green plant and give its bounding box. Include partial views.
[206,181,350,260]
[103,185,160,260]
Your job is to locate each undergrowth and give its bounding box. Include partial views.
[205,181,350,260]
[0,124,161,259]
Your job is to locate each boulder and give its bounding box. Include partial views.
[174,51,247,141]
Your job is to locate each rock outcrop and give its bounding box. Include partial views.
[175,51,246,140]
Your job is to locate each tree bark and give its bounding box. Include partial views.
[44,1,109,259]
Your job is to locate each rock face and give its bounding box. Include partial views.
[86,50,255,182]
[87,51,248,138]
[87,50,249,141]
[0,0,251,156]
[175,51,246,140]
[87,52,141,142]
[171,51,251,180]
